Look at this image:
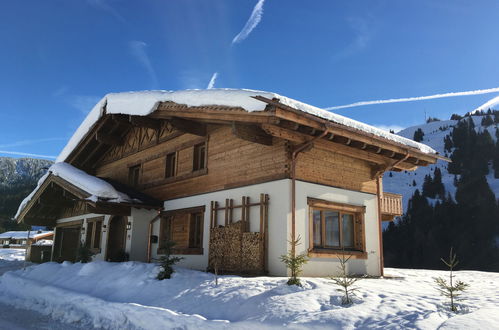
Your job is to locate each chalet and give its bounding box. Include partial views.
[15,89,445,276]
[0,231,53,248]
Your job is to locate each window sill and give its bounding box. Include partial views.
[308,249,367,260]
[157,247,204,255]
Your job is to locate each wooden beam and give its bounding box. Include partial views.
[95,131,123,146]
[261,124,417,170]
[130,116,162,130]
[253,96,440,164]
[168,117,207,136]
[150,109,279,125]
[232,122,273,146]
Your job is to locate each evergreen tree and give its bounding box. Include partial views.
[481,115,494,127]
[444,135,453,153]
[413,128,425,142]
[280,235,308,286]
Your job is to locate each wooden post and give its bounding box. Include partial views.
[214,201,218,227]
[259,194,265,271]
[245,196,250,232]
[210,201,214,228]
[225,199,229,226]
[264,194,269,273]
[229,199,234,224]
[241,196,246,224]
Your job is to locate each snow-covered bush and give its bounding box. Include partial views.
[280,235,308,286]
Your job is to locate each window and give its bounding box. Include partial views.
[85,217,103,252]
[22,240,27,245]
[192,143,206,171]
[158,206,205,255]
[308,198,366,257]
[165,152,177,178]
[128,165,141,187]
[189,212,203,248]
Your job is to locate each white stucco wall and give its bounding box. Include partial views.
[128,208,158,262]
[150,178,381,277]
[151,179,291,275]
[294,181,381,277]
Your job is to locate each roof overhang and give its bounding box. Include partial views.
[17,173,162,227]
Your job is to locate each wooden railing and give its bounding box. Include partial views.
[380,192,403,221]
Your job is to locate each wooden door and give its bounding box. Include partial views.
[54,226,81,262]
[106,216,127,262]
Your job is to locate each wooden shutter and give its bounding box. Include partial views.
[354,213,365,251]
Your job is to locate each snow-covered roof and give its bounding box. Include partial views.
[0,231,53,240]
[56,89,436,163]
[15,162,145,220]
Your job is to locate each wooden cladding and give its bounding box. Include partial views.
[307,198,367,259]
[380,192,403,221]
[95,126,287,201]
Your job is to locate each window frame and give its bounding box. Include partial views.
[128,164,141,187]
[165,151,178,179]
[307,198,367,259]
[192,142,207,172]
[158,206,205,255]
[85,216,104,254]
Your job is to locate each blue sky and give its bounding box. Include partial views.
[1,0,499,160]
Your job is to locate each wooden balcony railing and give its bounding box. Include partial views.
[380,192,403,221]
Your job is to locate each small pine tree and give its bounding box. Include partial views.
[434,248,469,312]
[412,180,417,187]
[280,235,308,286]
[330,252,359,305]
[76,242,94,263]
[156,240,184,280]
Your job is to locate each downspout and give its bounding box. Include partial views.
[375,151,410,277]
[290,128,328,258]
[146,212,162,263]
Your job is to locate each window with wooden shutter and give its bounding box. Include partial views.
[307,198,367,259]
[158,206,205,255]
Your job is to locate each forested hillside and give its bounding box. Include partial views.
[383,110,499,271]
[0,157,52,232]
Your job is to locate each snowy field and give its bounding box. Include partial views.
[0,259,498,329]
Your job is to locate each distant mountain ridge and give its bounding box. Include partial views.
[0,157,52,223]
[0,157,52,187]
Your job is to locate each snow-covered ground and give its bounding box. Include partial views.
[0,259,498,329]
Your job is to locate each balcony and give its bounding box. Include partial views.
[380,192,403,221]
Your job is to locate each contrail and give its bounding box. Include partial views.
[325,87,499,111]
[232,0,265,44]
[474,95,499,112]
[129,40,158,88]
[0,150,56,159]
[207,72,218,89]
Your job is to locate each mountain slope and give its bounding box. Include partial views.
[0,157,52,223]
[383,116,499,211]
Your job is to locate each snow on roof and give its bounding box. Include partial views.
[15,162,138,220]
[56,89,436,163]
[0,231,52,240]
